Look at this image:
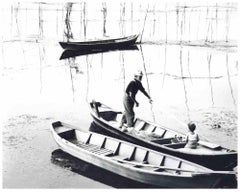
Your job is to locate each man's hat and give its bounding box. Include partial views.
[134,70,143,77]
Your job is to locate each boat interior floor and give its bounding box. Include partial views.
[177,146,225,154]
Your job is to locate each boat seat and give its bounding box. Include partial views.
[110,142,136,161]
[145,151,165,166]
[108,120,121,128]
[144,124,156,134]
[76,142,114,155]
[134,119,146,131]
[152,128,166,138]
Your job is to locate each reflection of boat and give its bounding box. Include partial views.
[59,45,139,60]
[89,101,237,170]
[59,34,139,50]
[51,121,235,188]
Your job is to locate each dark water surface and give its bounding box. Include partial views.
[1,1,238,188]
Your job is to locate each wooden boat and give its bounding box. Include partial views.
[89,101,237,170]
[59,35,139,50]
[59,45,139,60]
[51,121,236,188]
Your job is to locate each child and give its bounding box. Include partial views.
[185,123,199,149]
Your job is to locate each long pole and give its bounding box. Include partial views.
[139,45,155,122]
[139,5,149,43]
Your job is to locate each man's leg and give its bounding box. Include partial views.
[124,99,134,127]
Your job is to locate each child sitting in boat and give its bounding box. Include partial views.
[185,123,199,149]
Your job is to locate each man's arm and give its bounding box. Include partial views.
[139,83,152,103]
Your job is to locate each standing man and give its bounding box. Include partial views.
[120,70,152,132]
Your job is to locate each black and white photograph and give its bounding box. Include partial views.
[1,0,238,189]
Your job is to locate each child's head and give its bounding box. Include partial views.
[188,123,196,132]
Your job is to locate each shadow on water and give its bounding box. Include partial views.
[51,123,160,188]
[51,123,237,189]
[51,149,159,188]
[59,45,139,60]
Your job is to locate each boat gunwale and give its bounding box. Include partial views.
[51,121,216,176]
[59,34,138,46]
[89,102,237,157]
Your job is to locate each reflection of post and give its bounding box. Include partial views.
[119,3,126,36]
[139,45,155,122]
[86,56,90,102]
[37,43,46,94]
[196,8,201,41]
[180,6,183,43]
[83,2,87,40]
[162,44,167,87]
[64,3,73,42]
[187,50,192,83]
[119,52,125,92]
[207,54,214,106]
[14,3,26,65]
[225,7,229,42]
[11,5,13,35]
[165,4,168,43]
[225,53,236,107]
[152,4,156,37]
[38,3,43,39]
[102,2,107,37]
[66,58,76,102]
[176,4,179,42]
[215,4,218,42]
[179,47,190,122]
[131,2,133,33]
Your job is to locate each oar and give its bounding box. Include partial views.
[139,44,155,122]
[112,158,237,175]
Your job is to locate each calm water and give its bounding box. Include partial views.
[1,1,238,188]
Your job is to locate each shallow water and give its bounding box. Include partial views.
[1,1,238,188]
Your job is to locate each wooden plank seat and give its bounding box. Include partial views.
[74,141,114,155]
[108,142,136,161]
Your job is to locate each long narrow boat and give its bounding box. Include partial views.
[59,45,139,60]
[59,35,139,50]
[89,101,237,170]
[51,121,236,188]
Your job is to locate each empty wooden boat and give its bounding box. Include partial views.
[59,45,139,60]
[51,121,236,188]
[59,35,139,50]
[89,101,237,170]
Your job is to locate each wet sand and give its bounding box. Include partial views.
[2,102,111,188]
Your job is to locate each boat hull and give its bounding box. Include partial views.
[89,102,237,170]
[51,122,231,188]
[59,35,139,50]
